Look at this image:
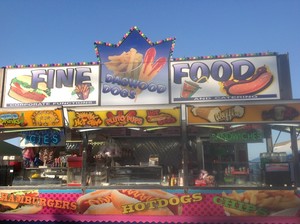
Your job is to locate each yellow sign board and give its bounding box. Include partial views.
[67,108,180,128]
[188,103,300,124]
[0,108,64,128]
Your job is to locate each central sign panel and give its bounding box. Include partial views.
[95,27,174,105]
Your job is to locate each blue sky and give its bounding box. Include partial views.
[1,0,300,159]
[0,0,299,96]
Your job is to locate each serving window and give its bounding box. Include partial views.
[186,123,297,187]
[2,121,298,189]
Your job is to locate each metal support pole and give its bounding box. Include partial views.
[290,127,300,187]
[195,137,204,170]
[181,104,188,186]
[81,132,88,186]
[264,126,273,152]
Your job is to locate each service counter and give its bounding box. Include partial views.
[1,185,300,224]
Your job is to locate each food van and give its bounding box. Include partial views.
[0,27,299,224]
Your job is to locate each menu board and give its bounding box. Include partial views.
[0,108,64,128]
[187,101,300,124]
[67,106,181,128]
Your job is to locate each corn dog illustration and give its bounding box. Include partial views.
[134,47,166,101]
[104,47,166,101]
[141,47,156,75]
[139,48,166,81]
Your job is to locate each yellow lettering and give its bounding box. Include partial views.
[191,193,203,202]
[134,202,145,212]
[180,195,191,204]
[122,204,135,214]
[169,197,180,206]
[146,200,157,209]
[156,198,168,208]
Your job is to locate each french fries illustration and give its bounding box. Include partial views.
[221,190,300,216]
[105,48,143,80]
[105,47,167,100]
[74,84,92,100]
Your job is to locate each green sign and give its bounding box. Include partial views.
[210,129,263,143]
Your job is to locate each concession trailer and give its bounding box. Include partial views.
[0,27,300,224]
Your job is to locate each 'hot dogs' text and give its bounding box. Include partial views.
[121,193,202,214]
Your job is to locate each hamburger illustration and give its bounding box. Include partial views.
[8,75,51,103]
[0,190,42,214]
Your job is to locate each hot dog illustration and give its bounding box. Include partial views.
[147,113,173,122]
[223,65,273,95]
[76,189,182,215]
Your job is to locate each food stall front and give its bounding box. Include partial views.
[65,104,182,187]
[0,26,300,224]
[0,107,66,186]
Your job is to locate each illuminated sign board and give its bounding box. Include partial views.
[210,125,264,143]
[20,129,65,147]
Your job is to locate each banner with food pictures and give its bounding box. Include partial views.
[0,108,64,128]
[67,107,180,128]
[170,55,280,103]
[187,102,300,124]
[95,27,174,105]
[2,65,100,108]
[1,189,300,223]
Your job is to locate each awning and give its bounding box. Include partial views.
[0,141,22,157]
